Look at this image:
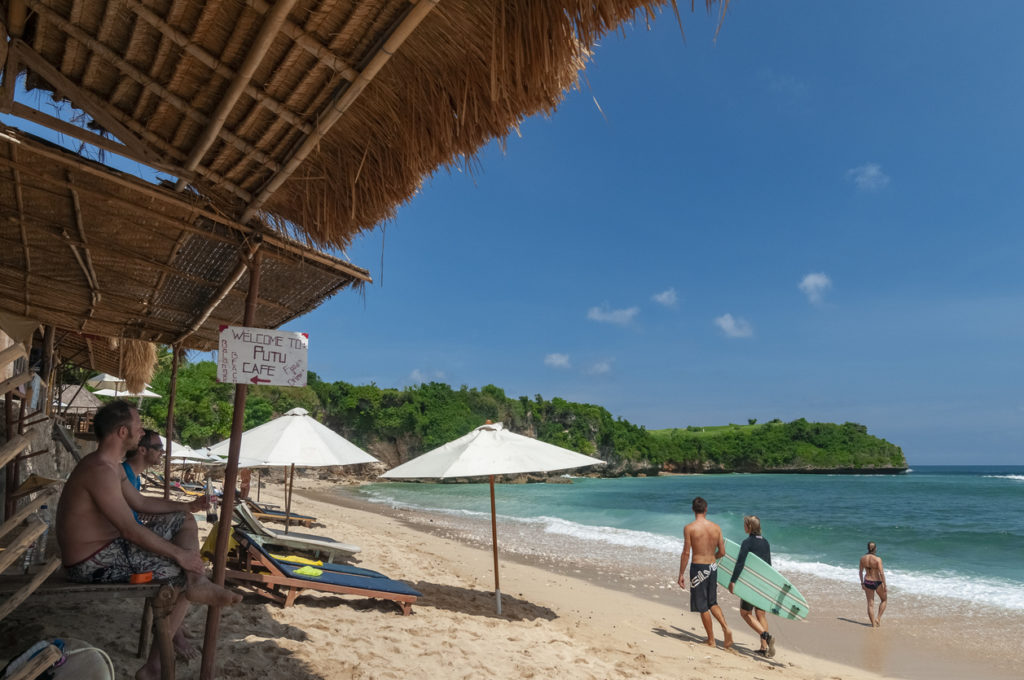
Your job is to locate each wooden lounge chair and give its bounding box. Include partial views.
[242,499,316,528]
[232,502,359,562]
[226,530,420,615]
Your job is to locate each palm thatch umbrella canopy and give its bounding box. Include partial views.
[2,0,724,250]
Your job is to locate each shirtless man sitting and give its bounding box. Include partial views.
[678,496,733,649]
[56,400,241,679]
[859,541,887,627]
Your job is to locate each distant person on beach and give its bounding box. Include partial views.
[728,515,776,657]
[678,496,733,649]
[859,541,887,627]
[57,400,241,680]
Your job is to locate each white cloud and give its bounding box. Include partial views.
[544,353,570,368]
[714,313,753,338]
[652,288,678,307]
[587,305,639,325]
[798,272,832,304]
[587,360,613,375]
[409,369,445,383]
[847,163,890,191]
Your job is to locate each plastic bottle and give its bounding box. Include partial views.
[34,505,49,565]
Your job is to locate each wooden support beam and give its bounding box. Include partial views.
[241,0,440,223]
[176,245,260,345]
[0,372,32,398]
[0,132,253,237]
[245,0,360,81]
[0,343,27,370]
[125,0,312,136]
[9,39,157,163]
[21,2,279,172]
[3,101,184,176]
[0,516,45,573]
[175,0,299,192]
[0,556,61,622]
[0,434,29,470]
[0,490,54,543]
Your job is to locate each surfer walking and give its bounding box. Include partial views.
[859,541,888,627]
[678,497,733,649]
[728,515,776,657]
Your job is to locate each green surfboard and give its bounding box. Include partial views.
[716,538,809,621]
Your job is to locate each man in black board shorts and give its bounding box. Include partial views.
[678,497,733,648]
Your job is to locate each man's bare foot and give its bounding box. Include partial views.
[135,660,159,680]
[705,638,717,647]
[723,629,734,649]
[174,630,201,662]
[186,578,243,606]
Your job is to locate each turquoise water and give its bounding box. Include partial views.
[350,465,1024,612]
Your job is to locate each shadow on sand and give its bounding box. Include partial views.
[652,624,786,668]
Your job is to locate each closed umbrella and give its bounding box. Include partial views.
[381,421,604,614]
[206,407,378,528]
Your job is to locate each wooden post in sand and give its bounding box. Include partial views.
[200,249,261,680]
[490,474,501,615]
[163,346,180,500]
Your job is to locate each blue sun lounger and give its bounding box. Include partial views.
[227,530,421,615]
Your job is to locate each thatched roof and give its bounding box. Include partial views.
[0,127,370,356]
[1,0,717,250]
[56,382,103,413]
[0,1,726,388]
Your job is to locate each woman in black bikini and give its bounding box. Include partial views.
[858,541,887,627]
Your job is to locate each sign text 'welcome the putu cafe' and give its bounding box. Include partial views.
[217,326,308,387]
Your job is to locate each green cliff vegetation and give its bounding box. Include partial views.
[120,352,906,473]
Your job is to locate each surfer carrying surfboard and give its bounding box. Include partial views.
[728,515,776,657]
[678,496,734,649]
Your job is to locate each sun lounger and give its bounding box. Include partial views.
[226,530,420,614]
[242,499,316,528]
[232,502,359,562]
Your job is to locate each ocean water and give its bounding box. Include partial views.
[348,465,1024,614]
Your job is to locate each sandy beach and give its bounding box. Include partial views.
[2,477,1019,680]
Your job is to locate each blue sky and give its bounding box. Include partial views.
[286,2,1023,465]
[6,3,1022,464]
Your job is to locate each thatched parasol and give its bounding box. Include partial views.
[2,0,725,250]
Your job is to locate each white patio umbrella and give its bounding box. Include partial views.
[92,386,162,398]
[381,421,605,614]
[206,407,378,527]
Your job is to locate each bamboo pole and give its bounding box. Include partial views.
[8,36,249,200]
[6,38,156,163]
[173,0,300,191]
[245,0,360,82]
[201,249,262,680]
[176,244,260,346]
[0,133,371,281]
[125,0,313,136]
[163,347,180,500]
[0,132,251,236]
[240,0,441,223]
[17,6,280,171]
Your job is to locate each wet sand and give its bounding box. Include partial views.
[310,483,1023,680]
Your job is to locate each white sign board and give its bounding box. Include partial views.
[217,326,308,387]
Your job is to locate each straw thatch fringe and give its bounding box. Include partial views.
[120,339,156,394]
[14,1,723,250]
